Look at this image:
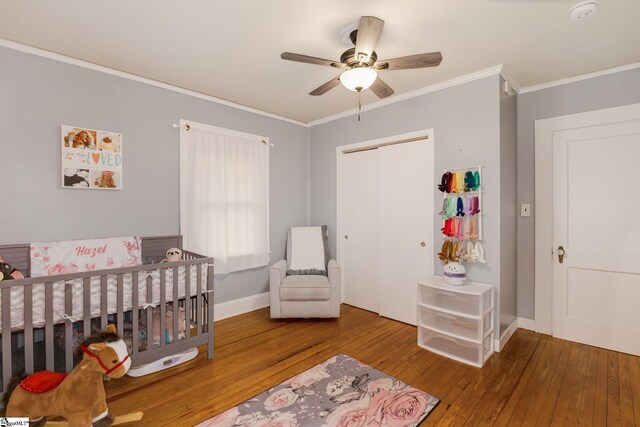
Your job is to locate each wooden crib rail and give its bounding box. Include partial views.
[0,257,209,287]
[0,235,188,279]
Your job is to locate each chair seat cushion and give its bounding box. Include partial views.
[280,275,330,301]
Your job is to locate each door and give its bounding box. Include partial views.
[552,115,640,355]
[378,140,433,325]
[341,149,379,313]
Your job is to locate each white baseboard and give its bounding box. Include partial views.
[497,318,519,352]
[214,292,270,321]
[517,317,535,331]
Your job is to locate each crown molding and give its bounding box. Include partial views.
[499,64,522,94]
[308,65,505,127]
[0,38,308,128]
[519,62,640,94]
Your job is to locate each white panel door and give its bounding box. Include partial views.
[378,140,433,325]
[552,117,640,355]
[341,150,379,313]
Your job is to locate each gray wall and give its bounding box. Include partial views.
[516,67,640,320]
[0,46,309,303]
[499,77,518,333]
[309,76,505,331]
[9,39,634,320]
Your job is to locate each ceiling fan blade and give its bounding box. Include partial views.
[355,16,384,63]
[375,52,443,71]
[310,76,342,96]
[370,77,394,98]
[281,52,346,69]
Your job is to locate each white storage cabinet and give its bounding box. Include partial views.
[417,276,495,367]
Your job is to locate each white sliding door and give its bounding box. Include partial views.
[338,131,434,325]
[341,149,379,313]
[378,140,433,325]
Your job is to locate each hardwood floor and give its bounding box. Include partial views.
[103,305,640,426]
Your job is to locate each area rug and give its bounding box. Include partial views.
[196,354,439,427]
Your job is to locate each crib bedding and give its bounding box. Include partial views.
[53,305,187,356]
[54,317,149,356]
[0,264,207,331]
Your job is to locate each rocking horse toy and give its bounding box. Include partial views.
[3,325,143,427]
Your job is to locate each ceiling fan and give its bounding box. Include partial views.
[281,16,442,98]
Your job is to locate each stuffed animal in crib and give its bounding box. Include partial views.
[443,262,467,286]
[3,324,141,427]
[161,247,183,263]
[0,256,24,281]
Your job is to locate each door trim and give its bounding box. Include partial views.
[534,103,640,334]
[336,129,434,303]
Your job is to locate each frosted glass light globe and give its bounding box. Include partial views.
[340,68,377,92]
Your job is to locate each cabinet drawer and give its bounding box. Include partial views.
[418,307,492,342]
[418,286,483,318]
[418,327,493,367]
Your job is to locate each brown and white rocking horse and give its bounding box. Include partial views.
[4,325,142,427]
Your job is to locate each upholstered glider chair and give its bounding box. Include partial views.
[270,226,341,318]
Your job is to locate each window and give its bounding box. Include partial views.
[179,120,269,274]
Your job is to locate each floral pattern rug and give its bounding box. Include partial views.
[196,354,439,427]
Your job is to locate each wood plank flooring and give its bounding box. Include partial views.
[101,305,639,426]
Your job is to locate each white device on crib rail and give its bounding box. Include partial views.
[127,347,199,377]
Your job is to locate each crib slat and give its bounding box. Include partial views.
[117,274,124,339]
[2,287,12,391]
[196,262,203,336]
[83,277,91,338]
[159,269,166,347]
[185,264,191,342]
[64,282,73,372]
[24,284,34,374]
[206,262,214,359]
[44,282,54,371]
[146,275,153,351]
[173,266,179,343]
[132,273,139,355]
[100,275,108,330]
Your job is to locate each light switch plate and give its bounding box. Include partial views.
[521,203,531,217]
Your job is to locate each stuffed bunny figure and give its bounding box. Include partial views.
[443,262,467,286]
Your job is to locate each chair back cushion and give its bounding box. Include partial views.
[286,226,329,276]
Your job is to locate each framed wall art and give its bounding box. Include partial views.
[61,125,123,190]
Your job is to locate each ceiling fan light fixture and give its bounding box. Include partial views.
[340,67,377,92]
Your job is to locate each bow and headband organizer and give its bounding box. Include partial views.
[437,166,485,264]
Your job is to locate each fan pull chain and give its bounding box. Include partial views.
[358,91,362,122]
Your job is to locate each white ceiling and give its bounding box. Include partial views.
[1,0,638,123]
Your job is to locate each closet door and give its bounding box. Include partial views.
[341,150,379,313]
[378,140,433,325]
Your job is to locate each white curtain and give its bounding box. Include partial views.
[180,121,269,274]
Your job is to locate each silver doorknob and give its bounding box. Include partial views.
[420,242,426,247]
[557,246,565,263]
[344,235,349,239]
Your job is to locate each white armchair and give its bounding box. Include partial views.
[270,227,341,318]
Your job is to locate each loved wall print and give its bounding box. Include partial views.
[62,126,123,190]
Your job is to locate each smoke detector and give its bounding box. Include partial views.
[570,1,598,21]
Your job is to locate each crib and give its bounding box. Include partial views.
[0,235,214,404]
